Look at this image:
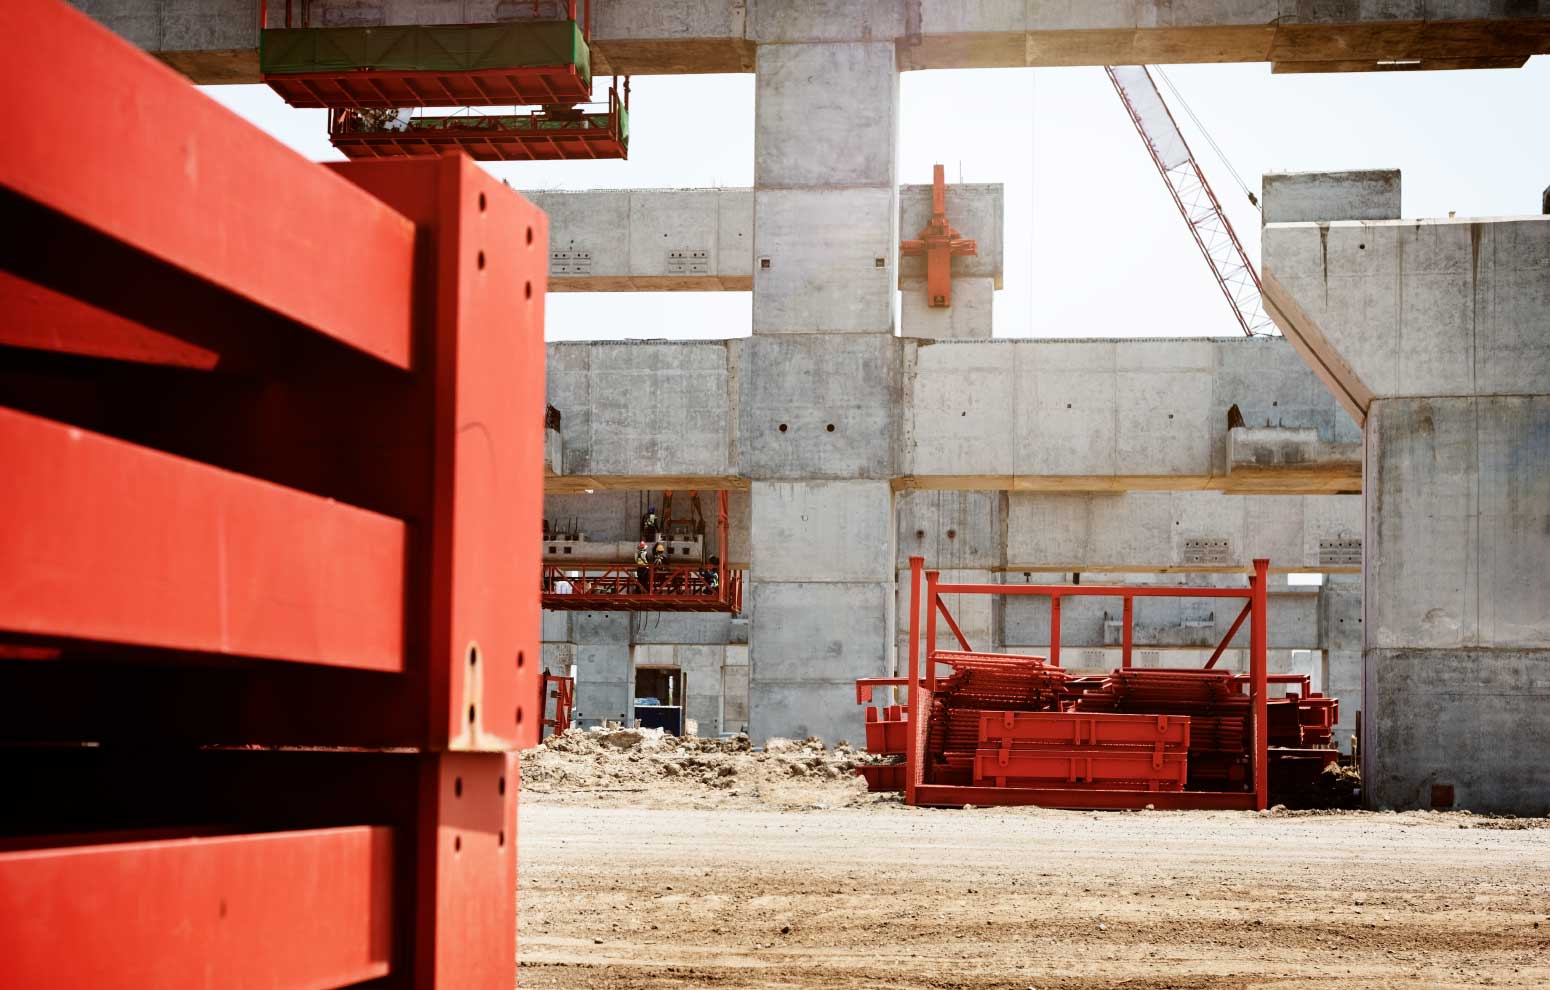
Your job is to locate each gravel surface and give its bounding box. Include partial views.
[518,743,1550,989]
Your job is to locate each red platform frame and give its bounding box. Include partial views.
[330,82,629,162]
[0,2,545,987]
[900,556,1271,811]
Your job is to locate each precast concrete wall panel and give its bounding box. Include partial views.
[894,489,1006,569]
[748,582,892,683]
[751,188,898,334]
[546,342,735,477]
[1368,396,1550,651]
[738,334,901,478]
[753,42,897,188]
[750,481,893,583]
[903,341,1017,476]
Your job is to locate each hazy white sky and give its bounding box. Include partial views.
[204,56,1548,342]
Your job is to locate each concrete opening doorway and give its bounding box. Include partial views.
[634,665,683,734]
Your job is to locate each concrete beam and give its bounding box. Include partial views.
[899,337,1362,493]
[1002,491,1363,574]
[72,1,1550,82]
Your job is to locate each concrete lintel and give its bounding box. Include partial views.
[892,471,1361,496]
[528,184,1005,294]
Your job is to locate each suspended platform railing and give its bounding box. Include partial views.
[540,490,740,613]
[542,563,743,613]
[330,83,628,161]
[260,9,593,109]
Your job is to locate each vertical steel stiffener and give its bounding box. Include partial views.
[901,164,979,308]
[0,2,546,986]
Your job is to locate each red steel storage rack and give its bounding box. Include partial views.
[0,2,545,987]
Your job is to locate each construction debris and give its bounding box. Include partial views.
[520,728,895,809]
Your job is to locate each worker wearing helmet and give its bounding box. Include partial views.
[634,541,651,592]
[651,541,668,566]
[641,506,660,542]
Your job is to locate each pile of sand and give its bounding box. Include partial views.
[520,727,898,810]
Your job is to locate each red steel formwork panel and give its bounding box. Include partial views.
[0,3,544,987]
[901,556,1272,811]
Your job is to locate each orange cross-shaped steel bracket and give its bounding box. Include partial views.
[900,163,978,308]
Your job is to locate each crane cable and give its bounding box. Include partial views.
[1152,66,1259,210]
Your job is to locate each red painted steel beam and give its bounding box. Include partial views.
[936,582,1253,599]
[0,406,406,670]
[2,0,415,369]
[0,826,395,989]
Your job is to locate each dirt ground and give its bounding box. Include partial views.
[518,731,1550,989]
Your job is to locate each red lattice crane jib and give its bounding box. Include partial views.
[901,164,978,308]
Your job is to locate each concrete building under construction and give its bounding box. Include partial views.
[47,0,1550,818]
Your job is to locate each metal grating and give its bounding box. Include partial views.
[551,250,592,276]
[1182,538,1232,565]
[667,249,709,275]
[1319,538,1362,566]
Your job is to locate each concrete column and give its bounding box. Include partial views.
[568,611,631,727]
[1263,171,1550,814]
[744,40,901,743]
[1320,574,1362,754]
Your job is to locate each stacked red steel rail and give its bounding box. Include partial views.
[855,558,1338,810]
[0,2,545,986]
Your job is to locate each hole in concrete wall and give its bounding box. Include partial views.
[915,529,925,539]
[1168,413,1174,419]
[778,423,788,432]
[1431,783,1455,809]
[946,529,956,539]
[825,423,835,432]
[759,257,772,269]
[1359,243,1366,250]
[1066,403,1072,409]
[874,257,886,268]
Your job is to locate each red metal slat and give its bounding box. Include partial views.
[0,270,220,370]
[1,0,415,369]
[914,784,1258,811]
[972,748,1189,790]
[331,156,546,750]
[0,826,394,990]
[0,406,406,671]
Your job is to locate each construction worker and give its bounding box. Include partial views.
[641,505,660,542]
[651,541,668,566]
[634,541,651,592]
[700,555,721,595]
